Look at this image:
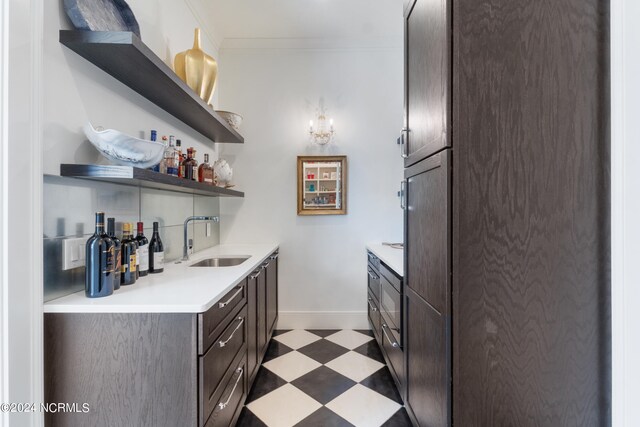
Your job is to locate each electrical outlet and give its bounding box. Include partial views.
[206,223,211,237]
[62,237,86,270]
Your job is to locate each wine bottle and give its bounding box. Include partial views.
[149,222,164,274]
[136,222,149,277]
[106,217,122,290]
[85,212,115,298]
[120,223,137,285]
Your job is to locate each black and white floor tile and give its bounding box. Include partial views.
[237,329,412,427]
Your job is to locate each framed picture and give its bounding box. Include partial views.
[297,155,347,215]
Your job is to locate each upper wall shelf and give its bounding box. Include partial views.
[59,30,244,145]
[60,164,244,198]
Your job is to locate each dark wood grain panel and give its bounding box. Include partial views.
[257,268,268,358]
[266,253,278,336]
[59,31,243,145]
[405,150,451,314]
[199,282,247,355]
[404,0,450,167]
[60,164,244,198]
[199,306,247,426]
[247,273,259,384]
[452,0,610,424]
[405,287,449,427]
[44,313,198,427]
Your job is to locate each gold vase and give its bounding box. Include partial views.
[174,28,218,105]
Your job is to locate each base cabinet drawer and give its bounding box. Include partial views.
[199,281,247,355]
[380,311,405,395]
[204,355,247,427]
[199,305,248,426]
[367,291,381,339]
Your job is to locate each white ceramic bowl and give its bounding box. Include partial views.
[84,122,165,169]
[215,110,243,131]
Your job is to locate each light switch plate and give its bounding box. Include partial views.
[62,237,86,270]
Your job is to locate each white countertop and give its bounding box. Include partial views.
[366,243,404,277]
[44,243,279,314]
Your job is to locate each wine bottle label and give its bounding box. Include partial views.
[193,166,198,181]
[167,167,178,176]
[115,250,121,272]
[121,263,127,273]
[139,244,149,271]
[130,254,137,272]
[204,177,212,183]
[154,251,164,269]
[136,249,140,266]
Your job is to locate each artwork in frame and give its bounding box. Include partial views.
[297,155,347,216]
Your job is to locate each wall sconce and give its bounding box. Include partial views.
[309,113,335,145]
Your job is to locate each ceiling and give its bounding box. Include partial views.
[193,0,404,47]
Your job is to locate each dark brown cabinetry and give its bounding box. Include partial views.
[402,0,450,167]
[265,253,279,337]
[402,0,610,424]
[367,251,405,398]
[45,249,280,427]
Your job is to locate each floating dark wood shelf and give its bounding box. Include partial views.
[60,164,244,198]
[59,30,243,145]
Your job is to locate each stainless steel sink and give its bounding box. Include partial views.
[189,256,250,267]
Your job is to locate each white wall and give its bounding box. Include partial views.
[612,0,640,424]
[2,0,44,425]
[218,44,404,328]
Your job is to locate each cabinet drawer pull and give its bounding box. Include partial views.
[250,270,261,279]
[367,269,379,280]
[218,366,244,410]
[382,323,400,348]
[218,287,243,308]
[218,317,245,348]
[367,298,377,312]
[270,253,279,260]
[261,262,270,269]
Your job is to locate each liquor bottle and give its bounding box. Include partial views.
[165,136,178,176]
[106,217,122,290]
[135,222,149,277]
[159,135,169,174]
[176,139,184,178]
[149,222,164,274]
[198,153,215,185]
[120,222,137,285]
[182,148,199,181]
[150,130,160,172]
[85,212,115,298]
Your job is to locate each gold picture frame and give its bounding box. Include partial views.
[297,155,347,215]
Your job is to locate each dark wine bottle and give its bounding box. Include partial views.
[149,222,164,274]
[85,212,114,298]
[120,223,137,285]
[106,217,121,290]
[135,222,149,277]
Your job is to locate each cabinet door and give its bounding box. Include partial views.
[403,0,450,167]
[266,253,278,337]
[405,150,450,314]
[405,287,450,427]
[257,267,268,358]
[247,272,259,384]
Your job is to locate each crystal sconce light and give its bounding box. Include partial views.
[309,113,335,145]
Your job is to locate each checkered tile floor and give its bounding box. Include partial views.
[236,329,412,427]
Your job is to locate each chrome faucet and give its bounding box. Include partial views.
[180,216,220,262]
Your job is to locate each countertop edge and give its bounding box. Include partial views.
[366,243,404,278]
[44,243,279,314]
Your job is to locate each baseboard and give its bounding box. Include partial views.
[276,311,369,330]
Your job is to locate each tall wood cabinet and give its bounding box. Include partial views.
[401,0,610,425]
